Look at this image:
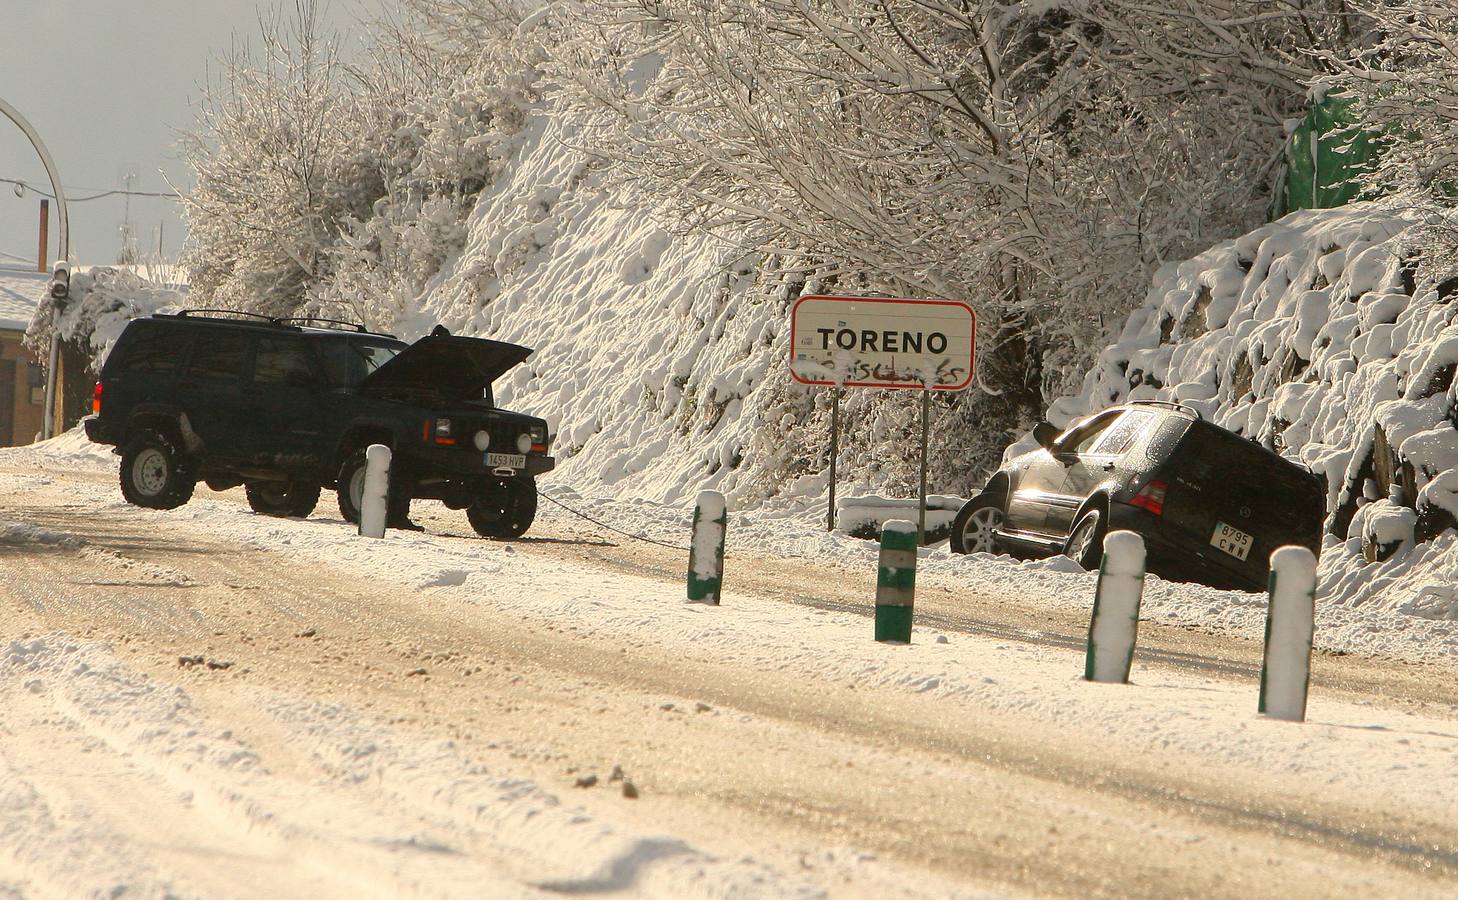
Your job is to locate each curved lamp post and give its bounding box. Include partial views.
[0,97,70,439]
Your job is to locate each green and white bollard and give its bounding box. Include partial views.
[1259,545,1317,722]
[687,490,727,604]
[1084,530,1145,683]
[875,519,917,643]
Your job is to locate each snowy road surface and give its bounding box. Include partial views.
[2,442,1457,897]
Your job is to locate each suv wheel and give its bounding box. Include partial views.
[119,431,196,510]
[467,477,537,539]
[336,448,410,525]
[246,480,322,518]
[1064,506,1108,570]
[950,493,1005,555]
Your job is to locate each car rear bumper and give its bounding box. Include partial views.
[1107,503,1266,592]
[82,415,117,446]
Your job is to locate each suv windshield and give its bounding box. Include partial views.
[318,338,405,388]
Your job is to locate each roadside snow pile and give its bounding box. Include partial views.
[1048,205,1458,613]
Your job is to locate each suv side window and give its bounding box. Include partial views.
[115,324,191,375]
[1061,412,1121,454]
[253,336,317,388]
[1089,410,1158,456]
[186,329,252,381]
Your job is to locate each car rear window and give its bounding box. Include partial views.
[113,324,190,376]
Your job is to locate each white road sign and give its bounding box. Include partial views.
[789,294,975,390]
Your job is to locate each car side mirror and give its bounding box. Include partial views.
[1032,421,1060,451]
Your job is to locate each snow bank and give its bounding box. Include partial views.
[1049,205,1458,613]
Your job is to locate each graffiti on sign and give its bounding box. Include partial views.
[789,295,975,391]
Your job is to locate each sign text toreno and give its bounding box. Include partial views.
[789,295,975,390]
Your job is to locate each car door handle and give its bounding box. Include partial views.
[1101,462,1116,471]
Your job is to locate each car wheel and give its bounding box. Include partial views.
[119,430,196,510]
[467,477,537,539]
[950,493,1005,555]
[246,480,322,518]
[1064,506,1107,570]
[336,449,410,525]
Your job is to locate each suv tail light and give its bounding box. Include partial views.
[92,382,103,415]
[1131,479,1167,516]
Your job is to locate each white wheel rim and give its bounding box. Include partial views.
[132,448,169,496]
[1068,517,1098,561]
[348,467,366,512]
[962,507,1003,553]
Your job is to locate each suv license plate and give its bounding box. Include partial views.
[486,452,525,469]
[1211,521,1253,561]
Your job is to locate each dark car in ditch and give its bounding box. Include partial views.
[83,310,553,538]
[949,400,1325,591]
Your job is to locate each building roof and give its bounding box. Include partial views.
[0,263,46,333]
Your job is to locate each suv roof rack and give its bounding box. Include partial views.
[160,309,394,339]
[173,309,277,324]
[275,316,370,334]
[1128,398,1203,420]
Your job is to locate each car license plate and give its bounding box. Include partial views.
[486,452,525,469]
[1211,521,1253,561]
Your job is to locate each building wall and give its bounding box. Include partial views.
[0,329,45,446]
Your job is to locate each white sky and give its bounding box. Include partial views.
[0,0,374,269]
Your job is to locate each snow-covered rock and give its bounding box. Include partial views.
[1049,204,1458,611]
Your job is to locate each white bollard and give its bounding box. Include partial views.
[1260,545,1317,722]
[359,443,392,539]
[1084,530,1145,683]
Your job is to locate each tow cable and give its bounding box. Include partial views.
[533,485,691,552]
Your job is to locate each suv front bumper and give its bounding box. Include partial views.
[409,442,555,479]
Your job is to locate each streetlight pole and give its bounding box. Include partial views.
[0,97,70,440]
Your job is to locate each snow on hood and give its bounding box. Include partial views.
[359,331,532,400]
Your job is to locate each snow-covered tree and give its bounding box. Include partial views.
[541,0,1354,482]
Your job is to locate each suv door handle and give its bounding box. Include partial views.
[1101,462,1116,471]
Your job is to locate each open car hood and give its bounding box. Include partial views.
[358,333,532,400]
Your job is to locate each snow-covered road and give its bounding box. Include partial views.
[2,440,1457,897]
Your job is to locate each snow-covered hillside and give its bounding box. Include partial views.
[1047,205,1458,615]
[399,109,818,508]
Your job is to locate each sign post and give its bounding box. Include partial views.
[790,295,975,544]
[827,388,840,533]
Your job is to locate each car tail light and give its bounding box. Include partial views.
[432,417,457,445]
[1131,479,1167,516]
[92,382,103,415]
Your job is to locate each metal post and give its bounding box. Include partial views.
[827,388,840,532]
[37,199,48,272]
[917,388,930,547]
[1,98,70,441]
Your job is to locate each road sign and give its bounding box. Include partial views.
[789,295,975,391]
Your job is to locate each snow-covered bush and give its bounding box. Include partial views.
[23,267,186,372]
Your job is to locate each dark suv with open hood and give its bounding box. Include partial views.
[83,310,553,538]
[949,401,1324,591]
